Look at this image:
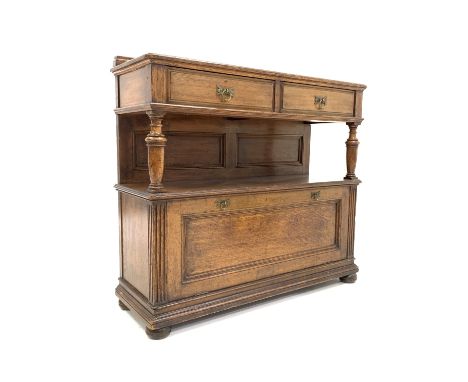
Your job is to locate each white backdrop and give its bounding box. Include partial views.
[1,1,467,381]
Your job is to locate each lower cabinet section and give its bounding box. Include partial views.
[117,182,359,336]
[166,186,350,299]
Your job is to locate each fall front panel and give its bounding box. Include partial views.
[165,186,350,300]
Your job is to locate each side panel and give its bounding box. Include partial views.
[120,193,149,298]
[119,65,152,107]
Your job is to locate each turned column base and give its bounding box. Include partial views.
[118,300,130,310]
[339,274,357,283]
[145,326,171,340]
[147,184,165,193]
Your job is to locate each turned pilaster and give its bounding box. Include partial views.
[145,112,167,193]
[344,122,360,180]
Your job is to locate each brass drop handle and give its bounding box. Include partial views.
[216,199,231,209]
[216,85,235,102]
[311,191,320,200]
[314,96,327,110]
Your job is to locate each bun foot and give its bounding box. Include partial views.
[146,326,171,340]
[340,274,357,283]
[118,300,130,310]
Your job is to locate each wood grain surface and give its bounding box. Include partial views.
[112,53,365,338]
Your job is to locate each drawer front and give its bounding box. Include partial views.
[166,186,350,300]
[282,83,355,116]
[168,69,274,111]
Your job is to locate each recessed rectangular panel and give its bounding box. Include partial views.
[133,130,148,169]
[237,134,303,166]
[183,201,339,281]
[165,133,225,168]
[133,131,225,170]
[165,186,350,300]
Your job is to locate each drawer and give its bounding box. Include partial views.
[166,186,351,299]
[168,68,274,111]
[282,83,355,116]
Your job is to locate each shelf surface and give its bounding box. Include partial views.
[115,175,360,200]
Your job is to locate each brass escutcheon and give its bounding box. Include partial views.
[314,96,327,110]
[216,199,230,209]
[311,191,320,200]
[216,85,235,102]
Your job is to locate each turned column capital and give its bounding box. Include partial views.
[346,121,360,141]
[146,110,166,123]
[146,111,166,133]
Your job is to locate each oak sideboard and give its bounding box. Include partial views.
[111,53,366,339]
